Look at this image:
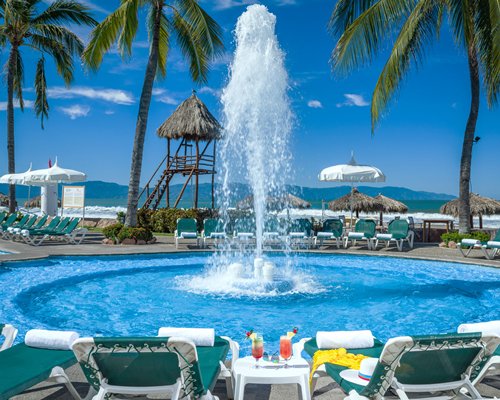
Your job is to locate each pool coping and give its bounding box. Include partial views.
[0,235,499,269]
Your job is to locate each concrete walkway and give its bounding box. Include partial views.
[1,236,499,399]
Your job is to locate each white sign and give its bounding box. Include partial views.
[62,186,85,209]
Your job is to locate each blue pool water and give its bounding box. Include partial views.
[1,252,499,353]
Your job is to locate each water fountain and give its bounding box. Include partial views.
[179,5,319,296]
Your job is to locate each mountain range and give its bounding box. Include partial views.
[0,181,455,207]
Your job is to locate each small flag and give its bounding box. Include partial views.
[48,159,52,168]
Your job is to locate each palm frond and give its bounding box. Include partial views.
[31,24,84,56]
[34,56,49,128]
[176,0,224,58]
[370,0,440,130]
[82,2,128,70]
[155,8,170,78]
[474,0,499,106]
[30,34,74,84]
[331,0,416,74]
[117,0,140,57]
[32,0,96,27]
[172,9,208,83]
[329,0,378,36]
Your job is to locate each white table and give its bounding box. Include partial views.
[232,356,311,400]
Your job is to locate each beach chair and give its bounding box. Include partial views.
[374,219,414,251]
[175,218,200,249]
[287,218,313,249]
[0,214,22,238]
[298,332,499,400]
[314,218,344,248]
[344,219,376,250]
[0,211,7,225]
[5,214,38,239]
[458,230,500,260]
[263,217,283,248]
[201,218,226,248]
[233,217,256,248]
[21,217,72,246]
[72,336,232,400]
[0,324,17,351]
[0,342,88,400]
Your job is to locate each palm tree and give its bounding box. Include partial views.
[330,1,499,233]
[0,0,96,213]
[83,0,224,227]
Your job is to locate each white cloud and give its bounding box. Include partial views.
[307,100,323,109]
[0,99,34,111]
[153,88,180,105]
[47,86,134,105]
[58,104,90,119]
[152,88,166,96]
[104,110,115,115]
[336,93,370,108]
[199,87,222,97]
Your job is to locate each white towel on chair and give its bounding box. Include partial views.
[25,329,79,350]
[461,238,481,246]
[348,232,364,239]
[376,233,393,240]
[158,327,215,347]
[316,330,374,349]
[458,320,500,336]
[180,232,197,239]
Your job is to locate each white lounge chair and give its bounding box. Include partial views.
[0,324,18,351]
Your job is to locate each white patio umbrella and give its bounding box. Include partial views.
[318,153,386,222]
[0,164,41,211]
[22,160,86,216]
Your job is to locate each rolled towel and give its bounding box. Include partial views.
[461,238,481,246]
[348,232,365,239]
[487,241,500,248]
[180,232,197,239]
[289,232,306,238]
[317,330,374,350]
[376,234,393,240]
[458,320,500,336]
[158,327,215,347]
[25,329,79,350]
[317,232,334,237]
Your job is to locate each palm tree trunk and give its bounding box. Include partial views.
[6,47,17,214]
[124,4,162,227]
[458,44,480,234]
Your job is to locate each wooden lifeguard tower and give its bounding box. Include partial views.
[141,92,221,210]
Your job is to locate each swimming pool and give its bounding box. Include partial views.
[1,252,499,353]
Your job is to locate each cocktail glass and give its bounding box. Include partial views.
[251,334,264,368]
[280,336,292,368]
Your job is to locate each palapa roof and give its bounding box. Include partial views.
[156,92,221,141]
[328,188,382,213]
[373,194,408,213]
[237,193,311,210]
[440,193,500,216]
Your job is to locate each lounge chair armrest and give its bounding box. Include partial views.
[220,335,240,366]
[0,324,18,351]
[293,337,311,359]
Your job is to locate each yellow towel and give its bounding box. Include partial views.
[310,348,368,385]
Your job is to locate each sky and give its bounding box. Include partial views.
[0,0,499,197]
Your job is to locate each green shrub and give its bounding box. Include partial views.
[137,208,219,233]
[102,223,124,240]
[116,211,126,224]
[441,230,491,244]
[117,226,154,243]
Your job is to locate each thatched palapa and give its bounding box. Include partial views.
[440,193,500,228]
[156,92,221,141]
[373,194,408,226]
[328,188,382,217]
[237,193,311,210]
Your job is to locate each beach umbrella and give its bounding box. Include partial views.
[319,153,386,221]
[440,193,500,229]
[237,193,311,210]
[329,188,382,218]
[0,164,33,185]
[24,160,86,184]
[373,194,408,226]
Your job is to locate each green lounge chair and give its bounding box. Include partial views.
[374,219,414,251]
[20,217,71,246]
[175,218,200,249]
[5,215,38,240]
[0,212,7,225]
[233,218,256,248]
[300,333,500,400]
[0,214,22,238]
[344,219,376,250]
[72,336,232,400]
[201,218,226,248]
[314,218,344,248]
[22,218,86,246]
[458,230,500,260]
[0,342,87,400]
[287,218,313,249]
[263,217,284,248]
[0,324,17,352]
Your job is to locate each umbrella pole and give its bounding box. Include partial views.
[27,185,31,212]
[350,183,354,228]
